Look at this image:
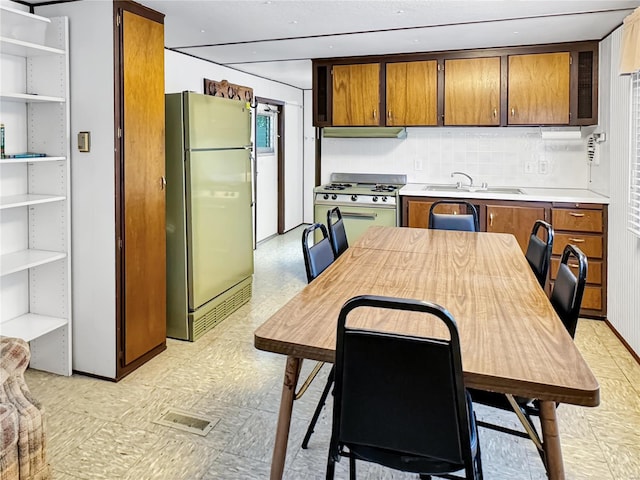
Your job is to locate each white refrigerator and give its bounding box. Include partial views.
[165,92,254,340]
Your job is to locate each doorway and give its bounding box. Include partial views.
[253,98,284,244]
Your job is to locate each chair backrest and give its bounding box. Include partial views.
[302,223,335,283]
[428,200,479,232]
[330,295,474,472]
[525,220,554,288]
[550,244,588,338]
[327,207,349,258]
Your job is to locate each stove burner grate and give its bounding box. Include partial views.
[371,184,398,193]
[324,183,352,191]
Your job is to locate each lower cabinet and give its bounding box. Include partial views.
[486,203,547,254]
[550,204,606,317]
[402,196,607,318]
[405,199,474,229]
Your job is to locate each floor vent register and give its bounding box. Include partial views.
[153,408,216,436]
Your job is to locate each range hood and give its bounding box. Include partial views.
[322,126,407,139]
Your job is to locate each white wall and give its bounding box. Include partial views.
[321,126,593,188]
[35,1,117,377]
[164,50,305,232]
[599,28,640,357]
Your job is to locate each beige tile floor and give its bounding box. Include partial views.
[24,226,640,479]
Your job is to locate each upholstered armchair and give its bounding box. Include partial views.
[0,336,50,480]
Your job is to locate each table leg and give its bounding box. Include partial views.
[270,356,302,480]
[539,400,565,480]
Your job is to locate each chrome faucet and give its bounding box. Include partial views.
[451,171,474,188]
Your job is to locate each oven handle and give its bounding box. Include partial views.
[341,211,378,219]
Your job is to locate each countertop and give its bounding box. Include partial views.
[400,184,610,205]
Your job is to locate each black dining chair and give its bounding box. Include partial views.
[469,244,587,466]
[302,223,335,283]
[327,207,349,258]
[326,295,483,480]
[301,217,344,449]
[299,223,336,448]
[428,200,480,232]
[525,220,554,288]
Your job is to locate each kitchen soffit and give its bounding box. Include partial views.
[30,0,640,90]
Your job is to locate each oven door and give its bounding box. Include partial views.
[314,202,397,245]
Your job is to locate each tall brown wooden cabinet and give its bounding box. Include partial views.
[114,1,166,378]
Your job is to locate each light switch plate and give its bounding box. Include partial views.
[78,131,90,152]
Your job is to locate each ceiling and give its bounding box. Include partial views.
[31,0,640,89]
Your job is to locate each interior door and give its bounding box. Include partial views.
[255,104,279,242]
[121,9,166,366]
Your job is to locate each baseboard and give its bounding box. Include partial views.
[605,319,640,365]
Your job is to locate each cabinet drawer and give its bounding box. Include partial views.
[552,208,602,232]
[581,286,602,311]
[551,257,602,285]
[552,233,602,258]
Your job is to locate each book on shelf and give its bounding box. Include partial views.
[2,152,47,158]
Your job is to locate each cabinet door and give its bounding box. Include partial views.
[386,61,437,126]
[486,204,546,254]
[406,199,470,228]
[444,57,500,126]
[332,63,380,126]
[508,52,570,125]
[121,10,166,366]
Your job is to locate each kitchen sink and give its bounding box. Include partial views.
[423,185,524,194]
[483,187,525,194]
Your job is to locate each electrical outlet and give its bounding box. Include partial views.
[524,160,536,174]
[538,159,549,174]
[414,158,423,171]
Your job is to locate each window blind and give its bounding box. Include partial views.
[630,71,640,237]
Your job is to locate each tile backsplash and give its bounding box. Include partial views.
[321,126,593,188]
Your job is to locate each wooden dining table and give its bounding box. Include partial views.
[254,226,600,480]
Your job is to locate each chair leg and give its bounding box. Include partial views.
[326,456,335,480]
[302,366,335,449]
[349,454,356,480]
[475,436,483,480]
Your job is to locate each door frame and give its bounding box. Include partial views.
[253,96,285,242]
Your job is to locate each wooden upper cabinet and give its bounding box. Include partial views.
[386,61,437,126]
[313,41,597,127]
[444,57,501,126]
[332,63,380,126]
[508,52,570,125]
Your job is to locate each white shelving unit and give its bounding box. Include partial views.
[0,6,72,375]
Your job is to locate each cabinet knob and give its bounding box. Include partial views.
[489,212,494,227]
[569,212,585,217]
[568,238,585,243]
[493,108,497,118]
[511,108,515,117]
[373,109,377,119]
[387,110,392,119]
[161,176,167,190]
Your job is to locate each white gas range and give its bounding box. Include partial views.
[313,173,407,244]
